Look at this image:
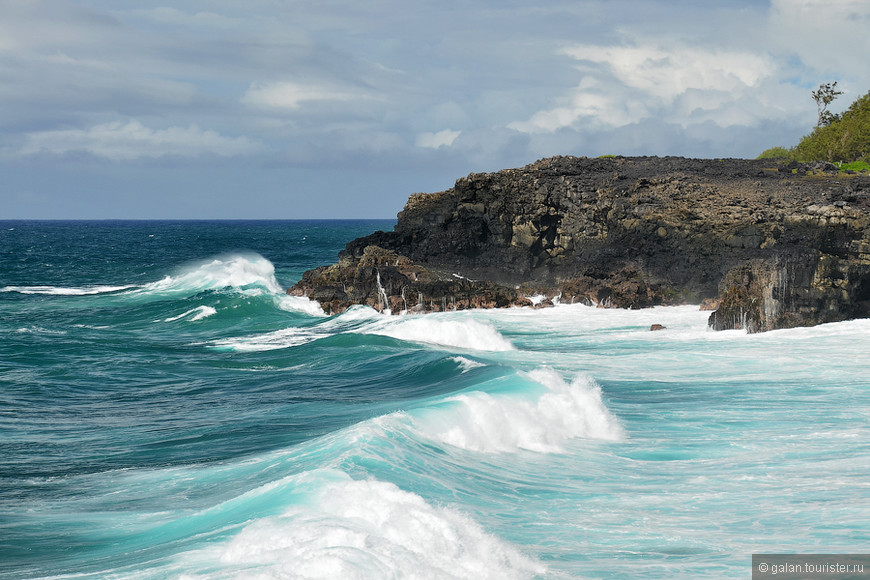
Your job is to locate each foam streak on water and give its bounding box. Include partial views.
[211,309,515,353]
[165,306,218,322]
[1,284,135,295]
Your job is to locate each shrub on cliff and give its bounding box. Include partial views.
[757,146,794,160]
[792,91,870,164]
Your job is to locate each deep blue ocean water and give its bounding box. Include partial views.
[1,220,868,579]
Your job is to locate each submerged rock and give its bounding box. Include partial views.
[290,156,870,331]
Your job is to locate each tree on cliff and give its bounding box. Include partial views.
[812,81,843,127]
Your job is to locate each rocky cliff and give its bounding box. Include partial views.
[289,156,870,332]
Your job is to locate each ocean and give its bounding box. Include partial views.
[1,220,868,579]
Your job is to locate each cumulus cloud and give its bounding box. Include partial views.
[18,120,263,160]
[569,44,770,101]
[510,42,775,134]
[415,129,461,149]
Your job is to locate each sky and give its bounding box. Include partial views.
[2,0,869,219]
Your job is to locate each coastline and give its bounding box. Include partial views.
[290,155,870,332]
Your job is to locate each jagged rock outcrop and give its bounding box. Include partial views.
[290,156,870,331]
[291,245,522,315]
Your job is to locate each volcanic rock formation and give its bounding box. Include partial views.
[289,156,870,332]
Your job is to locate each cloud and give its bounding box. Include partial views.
[564,44,770,102]
[769,0,870,87]
[415,129,461,149]
[510,42,775,134]
[242,81,360,110]
[127,7,240,29]
[17,120,263,160]
[4,0,867,219]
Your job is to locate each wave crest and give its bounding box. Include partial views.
[276,294,326,317]
[182,471,543,579]
[415,368,624,453]
[143,254,283,296]
[366,316,514,352]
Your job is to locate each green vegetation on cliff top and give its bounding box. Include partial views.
[759,87,870,168]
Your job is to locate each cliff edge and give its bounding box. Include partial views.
[289,156,870,332]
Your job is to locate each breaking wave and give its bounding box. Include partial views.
[141,254,283,296]
[174,470,544,580]
[364,316,514,352]
[410,368,625,453]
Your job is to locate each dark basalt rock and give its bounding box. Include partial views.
[290,156,870,332]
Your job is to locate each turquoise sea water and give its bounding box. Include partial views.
[1,220,868,579]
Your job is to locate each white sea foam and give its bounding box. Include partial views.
[493,302,711,332]
[451,356,486,372]
[15,326,67,335]
[1,284,134,295]
[275,294,326,317]
[178,470,543,579]
[192,307,217,321]
[210,327,324,352]
[415,368,624,453]
[365,316,514,352]
[525,294,546,306]
[335,304,384,322]
[207,306,382,352]
[164,306,217,322]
